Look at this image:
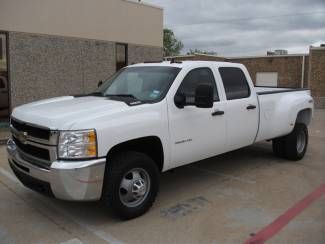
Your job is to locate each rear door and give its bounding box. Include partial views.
[218,67,259,151]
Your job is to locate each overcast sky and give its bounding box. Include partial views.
[144,0,325,56]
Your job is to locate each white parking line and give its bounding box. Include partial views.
[0,167,20,184]
[41,198,124,244]
[188,166,256,184]
[0,167,124,244]
[60,238,83,244]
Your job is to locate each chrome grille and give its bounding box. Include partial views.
[10,117,58,168]
[13,136,50,161]
[11,118,50,140]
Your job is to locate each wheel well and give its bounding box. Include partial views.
[107,136,164,172]
[296,108,312,126]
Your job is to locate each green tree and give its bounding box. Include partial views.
[187,49,218,55]
[163,28,183,57]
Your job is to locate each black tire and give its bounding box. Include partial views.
[272,137,286,157]
[284,123,308,161]
[102,151,160,220]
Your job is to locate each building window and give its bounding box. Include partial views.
[116,43,128,71]
[0,32,9,120]
[0,38,3,60]
[219,67,250,100]
[0,34,7,72]
[256,72,278,87]
[0,76,6,89]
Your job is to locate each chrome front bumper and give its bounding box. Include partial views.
[7,139,106,201]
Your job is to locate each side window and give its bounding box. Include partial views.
[219,67,250,100]
[177,68,219,103]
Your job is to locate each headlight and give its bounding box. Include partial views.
[58,130,97,159]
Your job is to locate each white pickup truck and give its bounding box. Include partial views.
[7,61,314,219]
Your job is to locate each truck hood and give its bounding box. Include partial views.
[11,96,130,130]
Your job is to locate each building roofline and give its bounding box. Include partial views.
[310,46,325,51]
[165,53,225,59]
[164,54,196,59]
[228,54,309,59]
[122,0,163,10]
[165,52,312,60]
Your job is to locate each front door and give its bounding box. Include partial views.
[168,67,226,168]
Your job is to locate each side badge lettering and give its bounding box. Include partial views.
[175,138,192,144]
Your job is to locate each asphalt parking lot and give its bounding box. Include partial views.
[0,110,324,244]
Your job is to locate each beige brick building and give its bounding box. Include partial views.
[0,0,164,121]
[166,47,325,108]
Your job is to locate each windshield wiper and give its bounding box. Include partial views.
[105,94,137,99]
[88,92,104,96]
[73,92,104,98]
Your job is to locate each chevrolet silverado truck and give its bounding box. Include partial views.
[7,61,314,219]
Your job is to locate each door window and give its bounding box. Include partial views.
[219,67,250,100]
[177,68,219,104]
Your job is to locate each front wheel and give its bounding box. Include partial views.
[102,151,160,220]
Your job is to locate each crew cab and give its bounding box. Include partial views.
[7,61,314,219]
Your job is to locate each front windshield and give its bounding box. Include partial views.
[97,66,181,102]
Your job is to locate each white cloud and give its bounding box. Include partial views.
[144,0,325,56]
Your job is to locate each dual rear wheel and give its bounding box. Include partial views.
[272,123,308,160]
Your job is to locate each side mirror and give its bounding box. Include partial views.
[174,93,186,109]
[195,84,214,108]
[98,80,103,87]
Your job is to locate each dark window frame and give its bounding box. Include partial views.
[0,77,6,89]
[0,37,3,60]
[176,67,220,102]
[0,30,10,118]
[218,67,251,100]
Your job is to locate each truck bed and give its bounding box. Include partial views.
[254,86,312,142]
[255,86,309,95]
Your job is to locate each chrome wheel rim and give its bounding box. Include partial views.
[297,130,306,154]
[119,168,151,207]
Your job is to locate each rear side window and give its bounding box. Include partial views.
[219,67,250,100]
[177,67,219,103]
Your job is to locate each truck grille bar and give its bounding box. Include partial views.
[10,117,58,168]
[11,118,51,140]
[13,136,50,161]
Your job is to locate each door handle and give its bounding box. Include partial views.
[246,104,256,110]
[212,110,224,116]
